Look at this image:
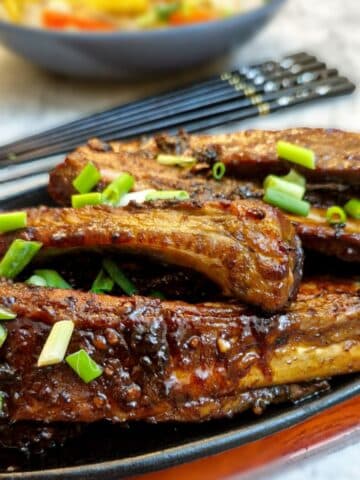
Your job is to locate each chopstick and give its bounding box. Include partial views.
[0,51,355,197]
[0,75,354,190]
[0,79,355,202]
[182,78,355,134]
[0,52,317,163]
[4,73,352,166]
[9,62,330,163]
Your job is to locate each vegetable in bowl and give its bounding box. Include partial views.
[0,0,265,31]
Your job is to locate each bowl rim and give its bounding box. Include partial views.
[0,0,286,40]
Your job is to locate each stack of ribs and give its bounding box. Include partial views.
[0,128,359,452]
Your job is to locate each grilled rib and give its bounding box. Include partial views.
[0,201,302,312]
[288,209,360,262]
[152,128,360,184]
[0,382,330,449]
[49,129,360,205]
[48,133,360,262]
[0,279,358,423]
[48,136,263,206]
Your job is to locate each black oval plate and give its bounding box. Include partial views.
[0,184,359,480]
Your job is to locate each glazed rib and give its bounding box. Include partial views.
[152,128,360,184]
[48,134,360,262]
[0,383,330,445]
[50,128,360,203]
[48,136,264,206]
[0,201,302,312]
[49,128,360,205]
[288,209,360,262]
[0,279,358,423]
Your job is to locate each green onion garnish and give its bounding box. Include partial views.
[0,212,27,233]
[0,325,7,348]
[155,2,179,20]
[0,307,16,320]
[264,175,305,200]
[263,188,310,217]
[72,162,101,194]
[157,154,196,167]
[276,141,316,170]
[281,169,306,187]
[66,349,103,384]
[101,173,135,206]
[145,190,190,202]
[212,162,226,180]
[326,206,347,225]
[72,192,103,208]
[0,392,4,413]
[149,290,166,300]
[26,274,48,287]
[37,320,74,367]
[33,270,71,289]
[344,198,360,219]
[0,239,42,279]
[91,269,114,294]
[102,259,137,296]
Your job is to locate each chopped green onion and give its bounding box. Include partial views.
[66,349,103,384]
[0,212,27,233]
[101,173,134,206]
[37,320,74,367]
[263,188,310,217]
[282,169,306,187]
[212,162,226,180]
[0,307,16,320]
[157,154,196,167]
[344,198,360,219]
[326,206,347,225]
[72,162,101,194]
[0,325,7,348]
[72,192,103,208]
[26,274,48,287]
[0,239,42,279]
[33,270,71,289]
[155,2,179,20]
[7,152,17,161]
[91,269,114,294]
[149,290,166,300]
[145,190,190,202]
[0,392,4,413]
[276,141,316,170]
[264,175,305,200]
[102,259,137,296]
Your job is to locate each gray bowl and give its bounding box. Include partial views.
[0,0,286,78]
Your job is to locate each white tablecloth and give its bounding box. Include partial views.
[0,0,359,478]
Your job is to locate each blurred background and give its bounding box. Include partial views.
[0,0,359,146]
[0,0,359,479]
